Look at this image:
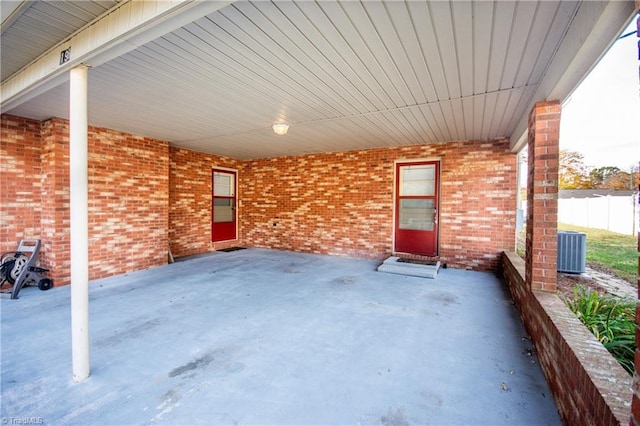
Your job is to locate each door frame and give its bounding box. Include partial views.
[211,167,238,243]
[392,158,441,256]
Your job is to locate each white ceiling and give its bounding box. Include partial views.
[0,0,121,81]
[1,1,635,160]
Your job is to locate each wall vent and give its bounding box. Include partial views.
[557,231,586,274]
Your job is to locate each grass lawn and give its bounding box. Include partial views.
[558,223,638,285]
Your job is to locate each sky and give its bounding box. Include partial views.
[560,19,639,171]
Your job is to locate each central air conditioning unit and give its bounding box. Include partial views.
[557,231,586,274]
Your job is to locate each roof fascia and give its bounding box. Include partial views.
[509,0,636,153]
[1,0,232,112]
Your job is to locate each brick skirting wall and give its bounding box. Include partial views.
[502,251,631,425]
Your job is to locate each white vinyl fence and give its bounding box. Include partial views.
[558,193,638,235]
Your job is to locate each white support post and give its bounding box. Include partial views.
[70,64,90,382]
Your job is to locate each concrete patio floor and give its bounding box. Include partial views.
[1,249,561,425]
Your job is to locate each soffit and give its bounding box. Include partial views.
[0,0,121,81]
[2,1,633,160]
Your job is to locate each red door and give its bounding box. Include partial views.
[394,161,439,256]
[212,169,237,242]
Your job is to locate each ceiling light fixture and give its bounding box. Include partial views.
[272,123,289,135]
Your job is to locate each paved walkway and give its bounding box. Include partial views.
[585,266,637,299]
[1,249,560,425]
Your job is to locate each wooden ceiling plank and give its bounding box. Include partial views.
[343,1,416,105]
[424,103,453,142]
[410,104,439,143]
[448,98,466,142]
[71,1,116,18]
[344,113,401,146]
[500,1,538,90]
[480,91,498,139]
[402,106,436,143]
[177,22,342,123]
[291,1,397,110]
[487,90,510,138]
[236,1,372,115]
[429,1,461,100]
[402,107,435,144]
[384,1,437,103]
[27,5,87,34]
[160,28,307,114]
[2,27,53,51]
[12,14,74,42]
[472,2,493,96]
[451,1,474,98]
[502,86,536,138]
[472,94,487,140]
[511,1,558,88]
[495,88,524,137]
[317,1,406,108]
[89,72,234,138]
[407,1,449,102]
[525,1,581,86]
[486,1,516,92]
[382,109,421,146]
[102,48,277,132]
[127,43,292,130]
[209,7,347,119]
[3,0,620,160]
[362,1,426,105]
[461,97,475,141]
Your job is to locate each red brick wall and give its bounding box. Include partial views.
[0,115,42,254]
[242,139,517,271]
[40,118,71,283]
[503,252,631,425]
[1,114,170,286]
[169,147,242,257]
[526,101,560,291]
[86,124,170,280]
[3,112,516,285]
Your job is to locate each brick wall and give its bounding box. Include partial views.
[0,115,42,254]
[169,147,241,257]
[40,118,71,283]
[242,139,517,271]
[526,101,560,292]
[503,252,631,425]
[3,112,517,286]
[1,114,170,286]
[86,123,170,280]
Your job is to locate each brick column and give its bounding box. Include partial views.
[40,118,71,287]
[525,101,560,292]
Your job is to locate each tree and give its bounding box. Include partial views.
[589,166,624,189]
[559,150,590,189]
[590,165,640,190]
[630,164,640,189]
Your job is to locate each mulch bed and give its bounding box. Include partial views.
[556,273,609,300]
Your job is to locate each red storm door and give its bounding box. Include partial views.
[394,161,439,256]
[212,169,237,242]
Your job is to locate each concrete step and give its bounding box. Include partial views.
[377,256,441,279]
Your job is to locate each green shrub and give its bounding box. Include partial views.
[564,285,636,375]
